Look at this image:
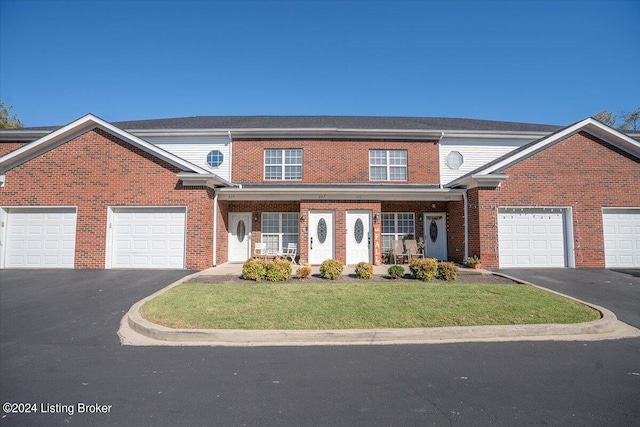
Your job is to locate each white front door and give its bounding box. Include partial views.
[228,213,251,262]
[346,211,371,264]
[309,211,334,265]
[424,213,447,260]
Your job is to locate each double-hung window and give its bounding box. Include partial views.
[265,149,302,180]
[381,213,415,252]
[369,149,407,181]
[261,213,299,254]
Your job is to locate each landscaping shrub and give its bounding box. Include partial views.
[409,258,438,281]
[355,262,373,280]
[319,259,343,280]
[387,265,405,279]
[265,258,292,282]
[242,258,266,281]
[296,265,312,280]
[437,261,458,281]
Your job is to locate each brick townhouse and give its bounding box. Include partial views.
[0,114,638,270]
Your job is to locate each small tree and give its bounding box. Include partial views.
[619,108,640,131]
[0,100,24,129]
[592,110,616,127]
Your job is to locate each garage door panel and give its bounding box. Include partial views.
[498,208,567,268]
[603,208,640,268]
[110,207,186,269]
[4,208,77,268]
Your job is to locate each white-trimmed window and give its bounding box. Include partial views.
[265,149,302,180]
[261,213,299,254]
[369,150,407,181]
[381,213,415,252]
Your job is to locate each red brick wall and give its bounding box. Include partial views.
[0,128,214,269]
[0,141,30,157]
[217,199,460,264]
[473,131,640,269]
[232,139,440,185]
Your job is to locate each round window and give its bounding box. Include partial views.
[445,151,464,170]
[206,150,224,168]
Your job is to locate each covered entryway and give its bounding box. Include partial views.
[424,213,447,260]
[1,207,77,268]
[498,207,570,268]
[228,213,252,263]
[309,211,334,265]
[107,207,186,269]
[346,211,371,264]
[603,208,640,268]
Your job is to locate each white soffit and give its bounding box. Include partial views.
[0,114,209,174]
[480,118,640,175]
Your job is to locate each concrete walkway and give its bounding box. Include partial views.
[119,265,640,347]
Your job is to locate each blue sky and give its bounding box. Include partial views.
[1,0,638,127]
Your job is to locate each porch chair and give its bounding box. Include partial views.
[392,239,408,264]
[253,242,268,260]
[405,239,424,260]
[277,243,298,265]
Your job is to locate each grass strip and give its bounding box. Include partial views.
[141,283,600,330]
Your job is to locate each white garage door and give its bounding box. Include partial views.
[3,207,77,268]
[603,208,640,268]
[498,208,567,268]
[110,207,186,269]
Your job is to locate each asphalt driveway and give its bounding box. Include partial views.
[498,268,640,329]
[2,269,640,426]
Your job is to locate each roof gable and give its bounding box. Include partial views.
[447,118,640,188]
[0,114,210,175]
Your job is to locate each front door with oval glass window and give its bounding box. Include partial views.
[228,212,251,262]
[308,211,334,265]
[346,211,371,265]
[423,213,447,260]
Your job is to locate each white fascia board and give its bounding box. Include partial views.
[130,130,232,138]
[440,130,551,140]
[211,128,445,140]
[479,118,640,176]
[0,114,209,175]
[176,172,234,188]
[217,186,464,201]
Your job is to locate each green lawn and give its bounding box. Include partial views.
[141,283,600,330]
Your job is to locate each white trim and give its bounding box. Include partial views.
[0,206,78,269]
[423,212,447,260]
[105,206,188,269]
[218,186,463,201]
[448,118,640,189]
[497,206,575,268]
[0,114,210,175]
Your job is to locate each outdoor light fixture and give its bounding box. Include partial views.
[254,214,258,222]
[374,213,379,223]
[300,214,306,222]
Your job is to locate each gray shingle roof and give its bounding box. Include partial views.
[24,116,563,132]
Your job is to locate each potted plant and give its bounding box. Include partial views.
[465,256,482,269]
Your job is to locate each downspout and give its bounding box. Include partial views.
[463,189,469,261]
[213,188,219,267]
[438,132,445,189]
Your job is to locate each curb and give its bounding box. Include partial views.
[119,274,640,347]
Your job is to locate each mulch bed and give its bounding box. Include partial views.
[186,271,522,285]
